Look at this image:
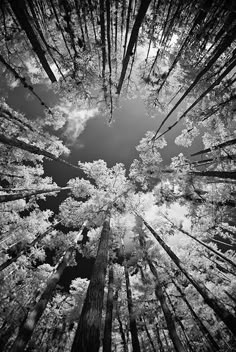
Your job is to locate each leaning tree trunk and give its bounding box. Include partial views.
[71,213,111,352]
[10,247,74,352]
[148,259,186,352]
[137,213,236,336]
[103,258,114,352]
[116,0,152,94]
[169,275,220,352]
[122,239,141,352]
[0,133,81,171]
[191,137,236,157]
[190,170,236,180]
[163,215,236,269]
[0,187,70,203]
[0,221,61,272]
[10,0,57,82]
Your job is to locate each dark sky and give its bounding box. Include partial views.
[2,76,203,189]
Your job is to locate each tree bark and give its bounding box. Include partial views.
[191,170,236,180]
[138,214,236,336]
[71,213,110,352]
[116,0,152,94]
[10,247,74,352]
[154,24,236,138]
[122,239,141,352]
[103,259,114,352]
[170,276,220,352]
[0,221,61,272]
[0,133,81,171]
[148,259,186,352]
[0,187,70,203]
[191,137,236,157]
[163,215,236,269]
[10,0,57,82]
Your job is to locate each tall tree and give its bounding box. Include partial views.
[71,212,111,352]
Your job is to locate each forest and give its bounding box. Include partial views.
[0,0,236,351]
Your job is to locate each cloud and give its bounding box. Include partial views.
[60,105,99,145]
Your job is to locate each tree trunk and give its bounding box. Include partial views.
[71,213,110,352]
[0,221,61,272]
[138,214,236,336]
[155,55,236,140]
[148,259,186,352]
[0,187,70,203]
[103,259,114,352]
[115,289,129,352]
[116,0,152,94]
[191,170,236,180]
[191,137,236,157]
[10,247,74,352]
[154,24,236,137]
[10,0,57,82]
[169,276,220,351]
[163,215,236,269]
[0,133,81,171]
[142,316,156,352]
[122,239,141,352]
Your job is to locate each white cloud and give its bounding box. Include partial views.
[60,104,99,145]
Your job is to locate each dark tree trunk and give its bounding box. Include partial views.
[71,214,110,352]
[10,247,74,352]
[148,259,186,352]
[191,137,236,157]
[103,259,114,352]
[10,0,57,82]
[138,214,236,336]
[0,221,61,272]
[0,133,81,171]
[191,170,236,180]
[142,316,156,352]
[164,216,236,269]
[117,0,152,94]
[115,289,129,352]
[122,240,141,352]
[155,55,236,140]
[170,276,220,351]
[0,187,70,204]
[154,25,236,137]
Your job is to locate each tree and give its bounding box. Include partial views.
[71,212,111,352]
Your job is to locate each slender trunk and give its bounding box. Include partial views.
[100,0,106,76]
[163,215,236,269]
[116,301,128,352]
[191,170,236,180]
[0,221,61,272]
[10,247,74,352]
[191,137,236,157]
[148,259,186,352]
[122,240,141,352]
[123,0,133,60]
[103,259,114,352]
[0,53,50,110]
[170,276,220,351]
[10,0,56,82]
[165,290,194,352]
[142,316,156,352]
[116,0,152,94]
[71,214,110,352]
[0,172,23,179]
[0,187,70,203]
[0,133,81,171]
[155,323,164,352]
[153,24,236,137]
[137,213,236,336]
[155,55,236,140]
